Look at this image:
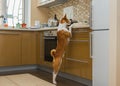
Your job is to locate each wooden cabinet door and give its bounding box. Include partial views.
[64,29,92,80]
[37,32,53,67]
[0,31,21,66]
[21,32,37,65]
[36,32,44,65]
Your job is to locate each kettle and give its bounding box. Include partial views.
[48,18,58,27]
[48,18,53,27]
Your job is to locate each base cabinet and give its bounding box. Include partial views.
[21,32,37,65]
[0,31,21,66]
[0,28,92,80]
[64,28,92,80]
[0,31,37,66]
[65,59,92,80]
[38,28,92,80]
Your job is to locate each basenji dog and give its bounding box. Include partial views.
[50,14,72,85]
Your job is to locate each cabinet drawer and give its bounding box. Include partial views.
[71,32,89,40]
[65,59,92,80]
[67,41,90,60]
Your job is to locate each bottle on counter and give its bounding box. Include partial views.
[53,14,59,27]
[16,22,21,28]
[3,18,8,27]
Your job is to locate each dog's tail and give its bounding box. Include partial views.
[50,49,56,61]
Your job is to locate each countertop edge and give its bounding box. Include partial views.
[0,27,90,32]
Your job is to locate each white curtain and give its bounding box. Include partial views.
[0,0,30,27]
[0,0,3,25]
[0,0,2,14]
[0,0,6,25]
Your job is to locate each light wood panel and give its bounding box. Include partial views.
[65,28,92,80]
[0,31,21,66]
[21,32,37,65]
[36,32,44,65]
[0,31,38,66]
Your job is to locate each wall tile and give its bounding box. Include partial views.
[48,0,91,24]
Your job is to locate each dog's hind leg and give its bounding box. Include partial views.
[53,72,57,85]
[53,57,62,84]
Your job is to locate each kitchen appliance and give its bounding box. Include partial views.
[91,0,109,86]
[48,18,58,27]
[44,36,57,62]
[44,31,57,62]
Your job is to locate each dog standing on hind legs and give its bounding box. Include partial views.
[50,14,72,85]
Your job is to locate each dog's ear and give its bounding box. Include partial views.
[63,14,70,23]
[64,14,67,19]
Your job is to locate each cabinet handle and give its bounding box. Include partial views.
[90,32,93,58]
[70,40,88,42]
[66,58,88,63]
[0,32,20,35]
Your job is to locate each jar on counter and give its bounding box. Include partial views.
[21,23,27,28]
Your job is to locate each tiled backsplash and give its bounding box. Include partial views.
[48,0,91,24]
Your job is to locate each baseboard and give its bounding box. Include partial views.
[0,65,37,73]
[37,65,92,86]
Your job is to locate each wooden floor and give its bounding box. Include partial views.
[0,69,87,86]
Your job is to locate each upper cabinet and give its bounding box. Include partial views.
[37,0,68,7]
[38,0,55,6]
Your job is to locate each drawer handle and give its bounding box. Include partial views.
[90,32,93,58]
[70,40,88,42]
[66,58,88,63]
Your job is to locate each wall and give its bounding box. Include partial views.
[109,0,120,86]
[117,0,120,85]
[48,0,91,24]
[31,0,91,25]
[31,0,49,26]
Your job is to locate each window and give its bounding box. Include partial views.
[0,0,4,25]
[7,0,23,26]
[0,0,31,27]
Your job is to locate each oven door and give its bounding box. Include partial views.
[44,36,57,62]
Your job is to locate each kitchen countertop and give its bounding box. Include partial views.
[0,27,58,31]
[0,26,90,32]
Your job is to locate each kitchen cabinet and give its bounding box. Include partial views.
[21,32,37,65]
[64,28,92,80]
[0,31,21,66]
[36,32,44,65]
[37,0,67,7]
[37,28,92,80]
[0,31,37,66]
[37,0,55,6]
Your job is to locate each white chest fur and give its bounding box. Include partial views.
[58,23,68,32]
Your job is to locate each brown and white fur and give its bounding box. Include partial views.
[50,15,72,85]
